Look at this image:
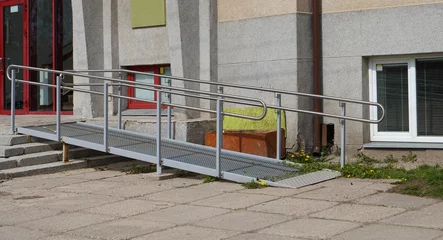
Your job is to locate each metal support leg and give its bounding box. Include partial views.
[117,73,122,129]
[156,91,162,174]
[56,75,62,141]
[340,102,346,168]
[103,83,109,152]
[10,69,16,134]
[216,87,224,178]
[275,94,282,160]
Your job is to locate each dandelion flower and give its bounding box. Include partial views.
[369,170,374,173]
[347,175,351,178]
[387,176,391,179]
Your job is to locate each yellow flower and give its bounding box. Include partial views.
[387,176,391,179]
[306,156,310,159]
[369,170,374,173]
[291,154,295,158]
[347,175,351,178]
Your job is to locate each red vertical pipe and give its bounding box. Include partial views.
[312,0,322,153]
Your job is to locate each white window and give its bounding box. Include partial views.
[370,56,443,142]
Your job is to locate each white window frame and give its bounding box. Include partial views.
[369,55,443,143]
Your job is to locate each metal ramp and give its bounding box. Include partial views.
[7,65,384,188]
[17,122,340,188]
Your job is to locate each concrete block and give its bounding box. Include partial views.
[355,193,439,210]
[22,142,53,154]
[259,218,361,239]
[0,226,49,240]
[224,233,298,240]
[0,206,61,225]
[134,204,229,225]
[0,135,29,146]
[194,211,291,232]
[84,199,174,217]
[0,158,17,170]
[69,217,175,240]
[133,226,239,240]
[382,202,443,229]
[0,146,24,158]
[17,212,116,233]
[310,203,405,223]
[191,192,278,210]
[294,185,378,202]
[12,151,61,167]
[331,224,442,240]
[0,160,87,180]
[249,198,338,217]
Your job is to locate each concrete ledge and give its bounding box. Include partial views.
[11,151,62,167]
[0,160,87,180]
[364,142,443,149]
[0,146,24,158]
[0,135,29,146]
[0,158,17,170]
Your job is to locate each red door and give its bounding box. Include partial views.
[0,0,29,114]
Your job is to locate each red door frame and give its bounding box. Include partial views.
[0,0,29,115]
[127,65,168,109]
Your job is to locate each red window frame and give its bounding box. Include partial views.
[127,65,169,109]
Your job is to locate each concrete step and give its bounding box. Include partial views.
[0,135,29,146]
[0,160,87,180]
[7,151,62,168]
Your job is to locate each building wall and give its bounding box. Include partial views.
[322,3,443,154]
[217,0,313,150]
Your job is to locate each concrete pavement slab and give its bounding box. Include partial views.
[238,185,323,196]
[382,202,443,229]
[318,178,377,189]
[83,199,174,217]
[17,212,116,233]
[0,206,61,225]
[294,186,378,201]
[35,193,123,212]
[331,224,443,240]
[94,183,175,198]
[103,174,203,187]
[194,211,291,232]
[39,235,92,240]
[249,197,338,216]
[224,233,303,240]
[52,179,129,194]
[355,193,439,210]
[67,218,175,240]
[363,182,396,192]
[0,226,49,240]
[310,203,405,222]
[0,176,87,189]
[191,192,278,209]
[133,226,239,240]
[132,204,229,225]
[259,218,361,239]
[66,169,126,180]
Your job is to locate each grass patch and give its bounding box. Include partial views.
[203,176,217,183]
[242,180,268,189]
[124,164,156,174]
[286,150,443,199]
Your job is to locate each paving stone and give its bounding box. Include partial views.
[0,176,87,189]
[36,193,123,212]
[83,199,174,217]
[66,169,126,180]
[318,178,379,189]
[40,235,92,240]
[191,192,278,209]
[133,204,229,224]
[225,233,304,240]
[95,183,175,198]
[238,185,323,196]
[103,174,203,187]
[382,202,443,229]
[0,226,49,240]
[259,218,361,239]
[68,217,175,240]
[294,186,378,201]
[18,212,116,233]
[0,206,61,225]
[363,182,396,192]
[52,179,129,194]
[194,211,291,232]
[355,193,439,210]
[310,203,405,222]
[133,226,239,240]
[331,224,443,240]
[141,181,242,204]
[249,197,338,216]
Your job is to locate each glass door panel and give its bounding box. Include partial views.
[134,73,155,101]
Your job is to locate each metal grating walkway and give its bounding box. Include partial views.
[17,122,340,188]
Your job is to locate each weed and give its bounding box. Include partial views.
[383,154,399,164]
[203,176,217,183]
[401,151,418,163]
[125,164,156,174]
[175,170,198,177]
[242,180,268,189]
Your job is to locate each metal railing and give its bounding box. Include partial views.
[69,68,385,168]
[7,65,267,176]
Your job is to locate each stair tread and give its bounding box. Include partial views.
[0,160,85,173]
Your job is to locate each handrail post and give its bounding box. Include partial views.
[340,102,346,168]
[275,93,282,160]
[156,90,162,174]
[10,69,16,134]
[56,74,62,141]
[167,79,172,139]
[216,87,224,178]
[103,82,109,152]
[117,72,122,129]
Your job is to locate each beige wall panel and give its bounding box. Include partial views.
[218,0,311,22]
[323,0,443,13]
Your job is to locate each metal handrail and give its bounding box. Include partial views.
[69,68,385,124]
